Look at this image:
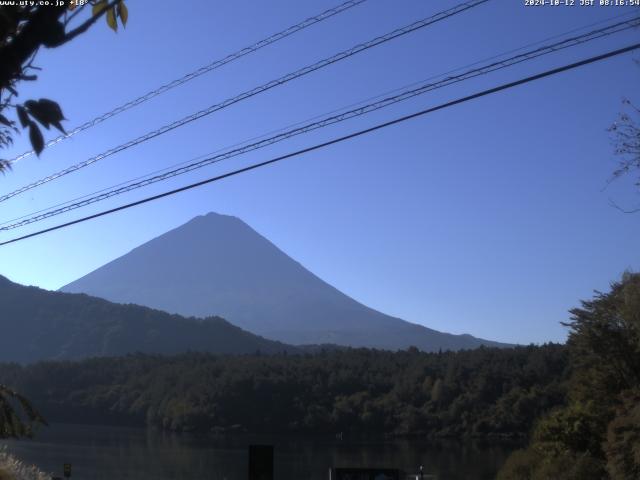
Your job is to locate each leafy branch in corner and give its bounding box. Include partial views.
[0,0,129,173]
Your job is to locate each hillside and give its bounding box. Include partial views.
[0,275,293,363]
[62,212,510,351]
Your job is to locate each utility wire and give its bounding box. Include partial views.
[2,42,638,247]
[5,8,633,229]
[3,16,638,231]
[7,0,369,164]
[0,0,490,204]
[19,2,631,227]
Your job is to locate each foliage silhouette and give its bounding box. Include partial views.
[0,0,128,170]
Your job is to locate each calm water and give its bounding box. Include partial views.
[2,424,517,479]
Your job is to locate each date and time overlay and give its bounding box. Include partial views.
[525,0,639,6]
[6,0,640,8]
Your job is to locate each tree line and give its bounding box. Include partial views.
[0,343,568,439]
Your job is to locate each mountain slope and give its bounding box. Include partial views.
[0,275,294,363]
[62,212,509,351]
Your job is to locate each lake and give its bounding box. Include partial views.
[2,424,518,479]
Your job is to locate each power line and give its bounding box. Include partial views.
[0,0,490,204]
[6,8,633,230]
[3,16,638,231]
[17,4,631,228]
[7,0,369,164]
[2,42,638,247]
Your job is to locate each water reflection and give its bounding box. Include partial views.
[2,424,518,479]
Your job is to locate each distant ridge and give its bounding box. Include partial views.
[0,274,295,363]
[62,213,511,351]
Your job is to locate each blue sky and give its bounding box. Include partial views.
[0,0,638,344]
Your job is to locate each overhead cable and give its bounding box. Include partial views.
[3,16,638,231]
[0,0,490,204]
[7,0,369,164]
[2,42,638,246]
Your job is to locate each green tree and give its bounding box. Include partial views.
[565,271,640,396]
[603,386,640,477]
[498,273,640,480]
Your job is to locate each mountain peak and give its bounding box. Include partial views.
[180,212,244,230]
[61,214,509,351]
[198,211,241,222]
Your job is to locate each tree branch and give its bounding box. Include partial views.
[608,197,640,214]
[60,0,122,45]
[64,3,88,27]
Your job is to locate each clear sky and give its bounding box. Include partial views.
[0,0,638,344]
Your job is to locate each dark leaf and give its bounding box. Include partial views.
[92,0,108,16]
[117,1,128,26]
[25,100,50,129]
[37,98,65,122]
[16,105,30,128]
[29,123,44,155]
[51,120,66,134]
[106,7,117,31]
[24,99,66,133]
[0,114,13,128]
[39,98,66,134]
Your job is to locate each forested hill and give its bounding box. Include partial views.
[0,275,295,362]
[0,344,568,437]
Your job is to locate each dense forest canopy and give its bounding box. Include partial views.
[0,344,568,438]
